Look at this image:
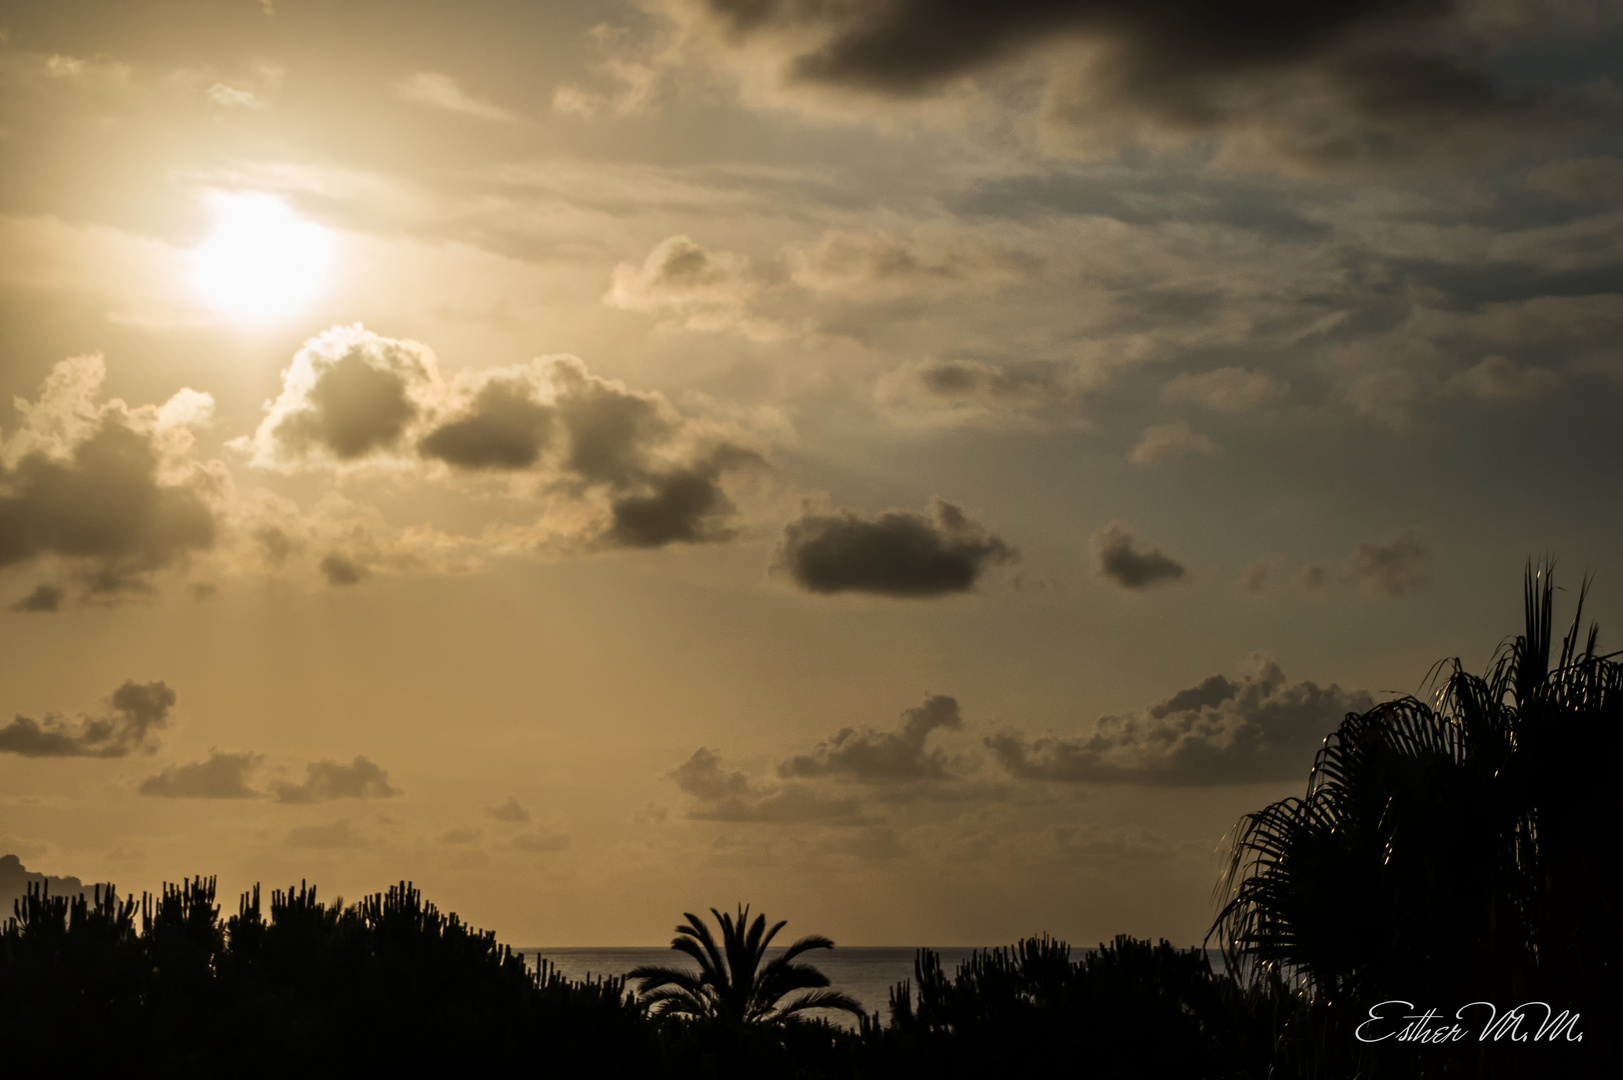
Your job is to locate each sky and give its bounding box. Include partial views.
[2,0,1621,948]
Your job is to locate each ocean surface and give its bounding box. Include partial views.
[521,946,1226,1027]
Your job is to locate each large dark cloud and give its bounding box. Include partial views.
[139,751,261,798]
[419,378,554,470]
[987,660,1371,784]
[680,0,1578,165]
[0,681,175,758]
[0,416,215,594]
[1091,521,1186,589]
[271,755,400,803]
[779,694,964,781]
[253,329,431,465]
[778,499,1016,597]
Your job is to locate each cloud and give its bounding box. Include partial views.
[8,584,63,613]
[244,329,766,551]
[605,235,776,336]
[1,356,217,593]
[668,748,871,824]
[1346,531,1432,596]
[513,829,570,852]
[139,751,262,798]
[874,359,1084,429]
[418,376,555,471]
[1445,356,1558,400]
[1162,367,1288,410]
[0,681,175,758]
[987,659,1372,785]
[777,499,1016,597]
[206,83,265,109]
[394,72,520,122]
[1091,522,1185,589]
[1239,561,1270,593]
[487,796,531,823]
[285,819,367,849]
[271,756,400,803]
[779,694,964,782]
[319,553,367,587]
[1129,421,1218,465]
[670,0,1591,167]
[0,854,109,913]
[440,827,483,845]
[240,326,442,470]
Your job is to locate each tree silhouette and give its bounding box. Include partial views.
[1212,562,1619,1074]
[630,904,864,1025]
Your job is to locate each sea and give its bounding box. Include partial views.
[519,946,1227,1027]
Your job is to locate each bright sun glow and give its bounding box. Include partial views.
[190,192,334,323]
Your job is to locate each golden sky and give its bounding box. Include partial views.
[2,0,1621,946]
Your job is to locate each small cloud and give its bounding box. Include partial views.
[779,695,964,782]
[1446,357,1558,401]
[8,584,63,613]
[0,681,175,758]
[669,747,872,825]
[1346,531,1432,597]
[271,756,400,803]
[1129,421,1218,465]
[513,829,569,853]
[1091,522,1186,590]
[394,71,519,122]
[1296,564,1329,591]
[1162,368,1288,411]
[285,819,366,849]
[140,751,262,799]
[319,554,367,587]
[440,827,483,845]
[1239,561,1269,593]
[777,499,1016,598]
[206,83,265,108]
[486,796,531,823]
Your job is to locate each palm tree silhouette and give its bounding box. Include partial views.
[1212,562,1622,1020]
[629,905,864,1025]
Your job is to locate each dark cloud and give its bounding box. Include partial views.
[1347,530,1432,595]
[0,681,175,758]
[669,747,871,824]
[8,584,63,613]
[419,378,555,470]
[778,499,1016,597]
[602,455,756,549]
[319,554,367,587]
[680,0,1579,166]
[0,854,110,913]
[1091,522,1186,589]
[263,336,424,463]
[271,755,400,803]
[139,751,262,799]
[0,415,215,592]
[486,796,531,823]
[779,694,964,782]
[987,660,1371,785]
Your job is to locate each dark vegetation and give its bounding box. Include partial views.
[2,566,1614,1077]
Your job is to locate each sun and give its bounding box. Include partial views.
[190,192,335,323]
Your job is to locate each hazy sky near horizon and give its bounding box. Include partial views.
[3,0,1622,947]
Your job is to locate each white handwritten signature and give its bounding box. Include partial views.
[1355,1000,1583,1045]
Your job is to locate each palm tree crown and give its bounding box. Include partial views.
[629,905,864,1025]
[1212,562,1622,1016]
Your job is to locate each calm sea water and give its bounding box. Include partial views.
[521,946,1226,1027]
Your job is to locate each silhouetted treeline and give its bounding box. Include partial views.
[0,877,654,1076]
